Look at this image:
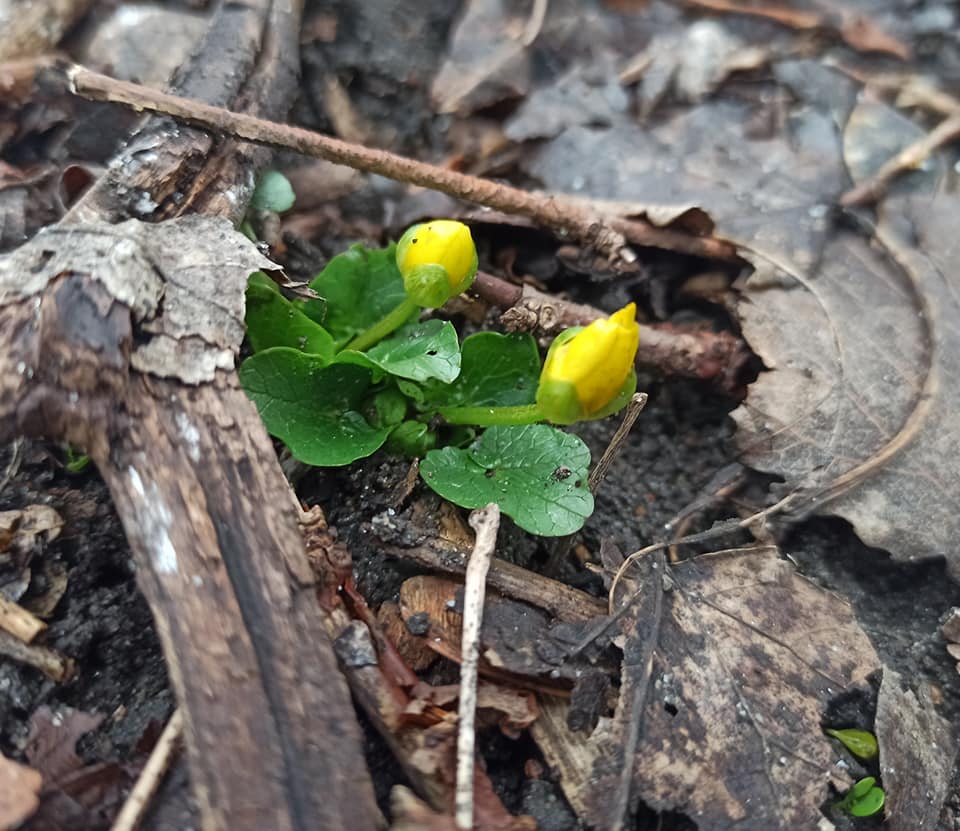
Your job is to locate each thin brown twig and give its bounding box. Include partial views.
[839,110,960,207]
[456,503,500,831]
[589,393,648,492]
[57,64,738,263]
[110,709,184,831]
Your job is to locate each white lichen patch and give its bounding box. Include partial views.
[175,411,202,462]
[127,466,179,575]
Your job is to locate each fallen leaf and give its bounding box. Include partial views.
[535,545,880,829]
[25,707,103,785]
[0,753,41,830]
[431,0,530,115]
[875,668,956,831]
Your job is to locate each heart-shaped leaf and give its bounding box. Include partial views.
[420,424,593,536]
[240,348,390,466]
[421,331,540,408]
[304,244,410,345]
[245,273,335,359]
[335,319,461,383]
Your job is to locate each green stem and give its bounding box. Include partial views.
[439,404,544,426]
[343,297,420,352]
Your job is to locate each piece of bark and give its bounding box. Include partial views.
[0,1,380,827]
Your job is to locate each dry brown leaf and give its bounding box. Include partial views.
[733,101,958,569]
[0,753,41,830]
[431,0,530,115]
[536,545,880,829]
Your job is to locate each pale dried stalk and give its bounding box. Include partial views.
[456,504,501,830]
[0,595,46,643]
[110,709,184,831]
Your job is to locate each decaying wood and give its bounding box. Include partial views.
[0,0,379,828]
[0,0,95,60]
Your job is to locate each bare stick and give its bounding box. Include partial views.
[471,272,750,393]
[589,393,648,492]
[523,0,549,46]
[0,596,46,643]
[456,503,501,831]
[110,709,184,831]
[840,111,960,207]
[58,64,737,263]
[0,630,73,681]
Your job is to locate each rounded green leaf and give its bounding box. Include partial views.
[250,170,296,213]
[420,424,594,536]
[850,784,885,817]
[335,319,461,383]
[306,244,409,345]
[422,331,540,409]
[826,728,878,761]
[240,348,390,466]
[245,274,335,359]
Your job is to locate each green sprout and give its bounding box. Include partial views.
[826,728,879,760]
[835,776,885,818]
[239,221,643,536]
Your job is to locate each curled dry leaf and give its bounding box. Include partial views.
[535,545,880,830]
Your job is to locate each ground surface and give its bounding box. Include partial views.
[2,0,960,828]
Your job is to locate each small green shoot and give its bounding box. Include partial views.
[250,170,296,213]
[64,445,91,474]
[835,776,885,818]
[826,728,879,761]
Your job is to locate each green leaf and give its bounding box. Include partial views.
[245,274,335,359]
[420,424,593,536]
[422,331,540,408]
[386,421,437,456]
[849,785,884,817]
[336,320,461,383]
[251,170,296,212]
[848,777,876,801]
[306,244,410,345]
[826,728,879,761]
[240,349,390,466]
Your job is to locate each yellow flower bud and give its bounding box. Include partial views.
[536,303,640,425]
[396,220,478,308]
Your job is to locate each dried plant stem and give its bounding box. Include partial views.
[60,64,736,263]
[840,110,960,207]
[589,393,648,491]
[0,630,73,681]
[110,709,184,831]
[0,596,46,643]
[456,504,501,831]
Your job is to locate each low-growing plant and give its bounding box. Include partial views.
[240,219,640,536]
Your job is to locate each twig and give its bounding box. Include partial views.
[589,393,648,491]
[456,503,500,831]
[0,630,73,681]
[382,539,605,622]
[472,272,750,393]
[839,110,960,207]
[611,550,665,831]
[0,596,46,643]
[523,0,549,46]
[110,709,184,831]
[57,64,738,263]
[0,437,23,496]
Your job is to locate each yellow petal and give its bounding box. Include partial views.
[542,303,639,416]
[396,220,476,290]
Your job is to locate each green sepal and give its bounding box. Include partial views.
[403,264,453,309]
[535,378,583,426]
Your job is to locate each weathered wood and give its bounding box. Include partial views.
[0,0,380,827]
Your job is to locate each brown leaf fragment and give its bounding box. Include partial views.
[0,505,63,563]
[0,753,41,830]
[431,0,530,115]
[876,669,956,831]
[25,707,103,785]
[538,545,880,830]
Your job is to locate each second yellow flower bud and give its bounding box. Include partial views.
[396,220,478,308]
